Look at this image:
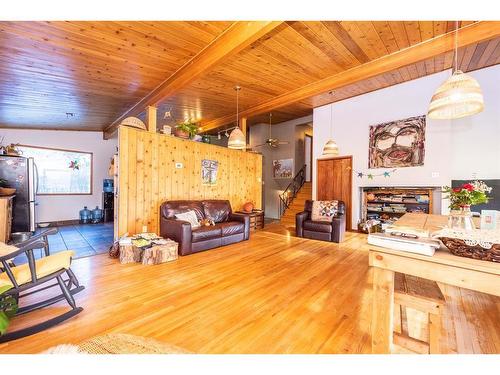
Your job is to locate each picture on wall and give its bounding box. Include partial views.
[368,115,426,168]
[201,159,218,185]
[273,158,294,179]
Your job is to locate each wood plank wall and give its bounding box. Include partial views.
[117,127,263,237]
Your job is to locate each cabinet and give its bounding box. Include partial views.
[0,196,14,243]
[235,210,264,231]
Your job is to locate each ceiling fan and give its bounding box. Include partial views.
[252,113,290,149]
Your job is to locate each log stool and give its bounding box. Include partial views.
[392,273,446,354]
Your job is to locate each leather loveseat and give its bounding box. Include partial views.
[159,200,250,256]
[295,200,346,243]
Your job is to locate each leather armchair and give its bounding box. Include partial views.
[159,200,250,256]
[296,200,346,243]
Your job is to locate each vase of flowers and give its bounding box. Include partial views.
[443,181,492,231]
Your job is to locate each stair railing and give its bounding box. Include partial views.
[278,164,307,218]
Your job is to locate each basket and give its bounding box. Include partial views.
[439,237,500,263]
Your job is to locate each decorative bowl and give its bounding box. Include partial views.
[433,228,500,263]
[439,237,500,263]
[243,202,254,213]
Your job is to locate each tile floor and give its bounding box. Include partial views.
[14,222,114,263]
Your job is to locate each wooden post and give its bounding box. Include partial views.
[371,266,395,353]
[240,117,247,150]
[146,106,157,133]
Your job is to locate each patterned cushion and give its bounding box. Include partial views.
[175,210,200,228]
[311,200,339,222]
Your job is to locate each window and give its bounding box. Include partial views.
[18,145,93,195]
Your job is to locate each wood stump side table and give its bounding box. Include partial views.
[119,239,178,265]
[119,244,135,264]
[142,241,178,265]
[235,210,265,231]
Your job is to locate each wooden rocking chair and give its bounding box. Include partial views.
[0,236,84,343]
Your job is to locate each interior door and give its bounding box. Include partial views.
[317,156,353,230]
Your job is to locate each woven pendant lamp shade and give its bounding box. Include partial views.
[322,139,339,157]
[227,127,246,150]
[428,70,484,120]
[227,85,245,150]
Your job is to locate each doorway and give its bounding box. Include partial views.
[304,134,313,182]
[316,156,353,231]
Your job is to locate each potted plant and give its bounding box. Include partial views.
[0,286,18,337]
[443,180,492,230]
[174,120,199,139]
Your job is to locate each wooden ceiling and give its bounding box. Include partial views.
[0,21,499,133]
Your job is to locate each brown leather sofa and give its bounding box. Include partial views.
[296,200,346,243]
[160,200,250,256]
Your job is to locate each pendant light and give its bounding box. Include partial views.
[428,21,484,120]
[227,86,246,150]
[321,102,339,157]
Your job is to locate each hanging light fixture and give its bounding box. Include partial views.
[321,100,339,157]
[227,86,246,150]
[428,21,484,120]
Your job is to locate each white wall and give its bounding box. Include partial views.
[313,64,500,228]
[0,129,117,223]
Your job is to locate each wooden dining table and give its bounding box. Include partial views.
[368,213,500,354]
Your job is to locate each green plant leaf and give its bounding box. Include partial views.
[0,311,10,336]
[0,286,17,336]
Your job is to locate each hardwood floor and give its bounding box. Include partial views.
[1,229,498,354]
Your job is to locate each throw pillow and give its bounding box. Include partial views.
[175,210,200,228]
[311,200,338,222]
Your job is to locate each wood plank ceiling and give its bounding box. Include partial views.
[0,21,498,132]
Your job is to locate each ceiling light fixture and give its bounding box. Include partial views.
[428,21,484,120]
[227,86,246,150]
[321,97,339,157]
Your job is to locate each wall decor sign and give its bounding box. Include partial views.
[368,115,426,168]
[201,159,218,185]
[273,158,294,179]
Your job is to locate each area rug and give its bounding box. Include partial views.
[43,333,191,354]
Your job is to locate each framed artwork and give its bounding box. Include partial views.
[201,159,218,185]
[368,115,426,168]
[273,158,294,179]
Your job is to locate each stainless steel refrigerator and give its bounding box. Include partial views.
[0,155,37,233]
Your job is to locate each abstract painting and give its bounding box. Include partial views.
[201,159,218,185]
[273,158,294,179]
[368,115,426,168]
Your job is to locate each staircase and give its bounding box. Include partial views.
[279,182,312,227]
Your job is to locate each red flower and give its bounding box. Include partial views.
[453,187,461,193]
[462,183,474,192]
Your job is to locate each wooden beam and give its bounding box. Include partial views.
[103,21,282,139]
[201,21,500,132]
[146,106,157,133]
